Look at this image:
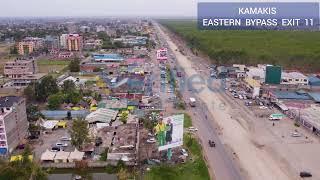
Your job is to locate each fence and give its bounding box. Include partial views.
[41,110,89,120]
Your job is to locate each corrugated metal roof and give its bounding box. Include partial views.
[272,91,311,100]
[308,92,320,103]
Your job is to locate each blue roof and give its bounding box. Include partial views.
[273,91,311,100]
[308,76,320,86]
[93,54,124,61]
[308,92,320,103]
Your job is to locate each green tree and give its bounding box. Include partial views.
[35,75,59,102]
[119,111,128,124]
[70,119,89,149]
[26,104,43,122]
[69,59,80,72]
[64,91,81,104]
[62,80,76,93]
[47,93,63,110]
[23,84,36,102]
[0,145,47,180]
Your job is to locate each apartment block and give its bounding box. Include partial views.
[0,96,28,155]
[4,58,37,78]
[17,37,44,55]
[66,34,83,51]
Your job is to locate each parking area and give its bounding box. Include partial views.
[32,127,73,160]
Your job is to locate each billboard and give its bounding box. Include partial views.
[156,48,168,60]
[154,114,184,151]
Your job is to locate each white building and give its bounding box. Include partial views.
[96,25,106,32]
[59,34,68,49]
[0,96,28,154]
[246,66,266,83]
[281,72,308,85]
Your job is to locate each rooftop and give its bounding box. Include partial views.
[0,96,23,108]
[85,108,118,124]
[282,72,307,79]
[93,54,124,61]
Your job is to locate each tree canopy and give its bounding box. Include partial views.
[69,59,80,72]
[70,119,89,149]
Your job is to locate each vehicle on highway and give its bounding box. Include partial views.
[188,127,198,132]
[208,140,215,147]
[55,142,68,147]
[60,136,71,141]
[300,171,312,178]
[239,95,243,99]
[269,113,285,120]
[147,138,156,143]
[291,132,302,137]
[189,97,196,107]
[245,101,253,106]
[181,148,188,157]
[259,106,268,110]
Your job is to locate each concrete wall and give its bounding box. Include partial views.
[4,99,28,153]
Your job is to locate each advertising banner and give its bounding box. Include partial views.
[155,114,184,151]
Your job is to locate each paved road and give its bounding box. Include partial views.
[153,21,244,180]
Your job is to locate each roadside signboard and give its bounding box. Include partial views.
[154,114,184,151]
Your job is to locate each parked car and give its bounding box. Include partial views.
[300,171,312,178]
[95,137,103,146]
[180,148,188,157]
[291,132,301,137]
[55,142,68,147]
[60,136,71,141]
[188,127,198,132]
[233,94,239,98]
[51,146,62,152]
[147,138,156,143]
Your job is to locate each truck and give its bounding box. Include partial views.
[269,113,285,121]
[189,97,196,107]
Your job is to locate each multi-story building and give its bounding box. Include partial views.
[4,58,37,78]
[281,72,309,85]
[66,34,83,51]
[45,35,59,50]
[17,41,34,55]
[17,37,44,55]
[60,34,68,49]
[0,96,28,155]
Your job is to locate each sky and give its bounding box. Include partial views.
[0,0,197,17]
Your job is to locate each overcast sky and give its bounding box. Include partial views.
[0,0,197,17]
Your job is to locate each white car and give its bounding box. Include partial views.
[291,132,301,137]
[60,136,71,141]
[147,138,156,143]
[56,142,68,147]
[259,106,268,110]
[188,127,198,132]
[181,148,188,157]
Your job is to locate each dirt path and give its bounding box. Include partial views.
[156,22,293,180]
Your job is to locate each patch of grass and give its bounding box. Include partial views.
[144,134,210,180]
[160,20,320,72]
[37,59,70,65]
[183,113,192,128]
[37,60,70,74]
